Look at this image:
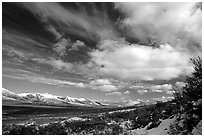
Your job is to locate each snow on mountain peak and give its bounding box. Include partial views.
[2,88,106,107]
[2,88,15,95]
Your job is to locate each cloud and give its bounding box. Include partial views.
[115,2,202,54]
[3,45,34,60]
[89,79,117,92]
[33,58,73,71]
[53,37,86,56]
[175,81,186,88]
[90,79,112,85]
[106,90,131,96]
[89,78,129,92]
[124,90,130,94]
[106,91,122,96]
[94,84,117,92]
[3,69,85,88]
[45,25,62,40]
[131,83,174,94]
[166,90,175,95]
[12,3,199,83]
[20,3,118,41]
[53,38,72,56]
[151,84,173,91]
[126,99,143,106]
[137,90,148,95]
[89,40,193,81]
[153,96,174,102]
[89,78,118,92]
[2,31,47,62]
[3,30,47,48]
[129,85,144,89]
[71,40,85,51]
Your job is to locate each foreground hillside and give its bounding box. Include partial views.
[0,100,189,135]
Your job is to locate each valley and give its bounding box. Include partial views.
[2,105,133,125]
[2,100,179,135]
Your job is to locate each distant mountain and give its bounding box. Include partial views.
[2,88,151,108]
[2,88,107,107]
[2,88,29,103]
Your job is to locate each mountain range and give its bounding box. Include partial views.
[2,88,147,108]
[2,88,108,107]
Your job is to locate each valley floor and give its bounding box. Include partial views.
[2,100,202,135]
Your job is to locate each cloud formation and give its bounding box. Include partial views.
[153,96,174,102]
[151,84,173,92]
[115,2,202,54]
[15,3,200,83]
[89,79,118,92]
[126,99,143,106]
[106,90,131,96]
[3,69,85,88]
[53,37,86,57]
[124,90,130,94]
[137,90,148,95]
[175,81,186,88]
[89,40,193,81]
[71,40,85,51]
[20,3,118,41]
[130,83,175,95]
[3,45,34,60]
[45,25,62,40]
[53,38,72,56]
[33,58,73,71]
[106,91,122,96]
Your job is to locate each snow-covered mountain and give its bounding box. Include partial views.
[2,88,149,107]
[2,88,107,107]
[2,88,28,103]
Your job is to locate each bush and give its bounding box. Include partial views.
[183,57,202,102]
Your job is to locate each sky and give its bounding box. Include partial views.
[2,2,202,103]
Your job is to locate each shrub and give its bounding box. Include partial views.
[183,57,202,102]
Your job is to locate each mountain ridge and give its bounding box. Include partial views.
[2,88,148,108]
[2,88,107,107]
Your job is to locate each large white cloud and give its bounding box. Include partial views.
[89,40,193,81]
[115,2,202,54]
